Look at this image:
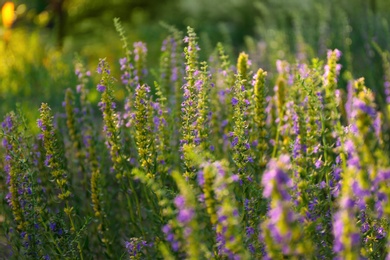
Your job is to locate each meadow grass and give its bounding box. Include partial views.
[1,20,390,259]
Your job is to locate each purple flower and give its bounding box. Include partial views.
[195,80,203,91]
[177,208,194,224]
[377,169,390,182]
[262,155,292,199]
[231,174,240,182]
[231,97,238,106]
[197,170,205,186]
[376,226,386,239]
[246,226,255,237]
[44,154,52,167]
[361,222,370,233]
[125,238,148,257]
[315,159,323,169]
[49,222,56,231]
[332,212,344,252]
[353,98,376,118]
[97,84,106,92]
[231,137,238,147]
[37,119,45,130]
[119,57,127,69]
[2,116,13,130]
[327,48,342,60]
[174,195,185,208]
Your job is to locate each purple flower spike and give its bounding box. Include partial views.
[97,84,106,92]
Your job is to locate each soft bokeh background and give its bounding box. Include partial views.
[1,0,390,124]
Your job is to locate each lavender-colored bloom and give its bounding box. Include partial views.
[197,169,205,186]
[44,154,52,167]
[134,42,147,61]
[37,119,45,130]
[49,222,56,231]
[232,97,239,106]
[246,226,255,237]
[174,195,185,208]
[292,138,301,159]
[262,155,292,199]
[376,226,386,239]
[315,159,323,169]
[291,110,299,135]
[195,80,203,91]
[361,222,370,233]
[351,181,370,198]
[231,174,239,182]
[171,67,178,82]
[266,203,294,251]
[352,98,376,118]
[333,212,344,252]
[162,224,179,252]
[125,238,148,257]
[119,57,127,70]
[231,136,238,147]
[96,66,102,74]
[177,208,194,224]
[373,113,382,140]
[97,84,106,92]
[376,169,390,182]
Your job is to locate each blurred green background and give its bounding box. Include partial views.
[1,0,390,124]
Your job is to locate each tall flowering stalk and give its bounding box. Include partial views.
[181,26,200,180]
[132,167,179,258]
[171,170,211,259]
[211,160,249,259]
[2,114,25,232]
[153,81,170,176]
[194,61,211,151]
[74,59,112,253]
[252,68,268,168]
[64,88,88,186]
[372,42,390,117]
[275,60,290,118]
[159,24,185,167]
[237,52,251,87]
[114,17,132,89]
[160,22,185,113]
[97,58,125,179]
[2,113,48,258]
[271,60,290,157]
[231,74,251,177]
[134,84,155,177]
[133,42,148,86]
[96,58,142,235]
[38,103,83,259]
[349,78,379,208]
[214,42,235,155]
[322,49,342,157]
[261,155,312,258]
[333,140,360,259]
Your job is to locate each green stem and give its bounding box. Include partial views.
[272,120,282,158]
